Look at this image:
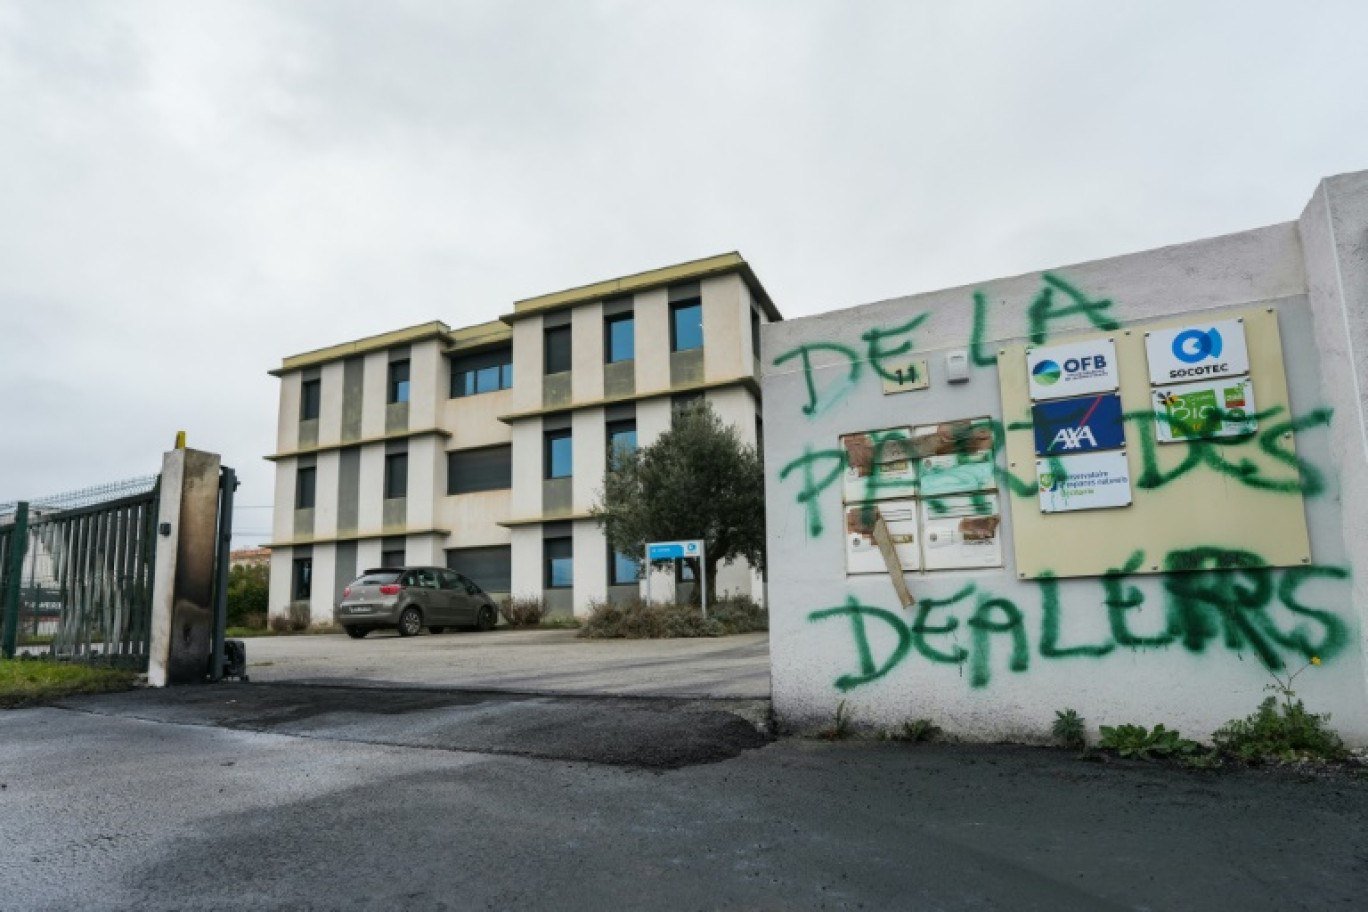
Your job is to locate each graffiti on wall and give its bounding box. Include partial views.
[771,273,1352,692]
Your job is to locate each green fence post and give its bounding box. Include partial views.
[2,502,30,659]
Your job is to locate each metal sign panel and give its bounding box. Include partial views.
[646,540,703,561]
[1026,338,1119,401]
[1145,318,1250,385]
[921,494,1002,570]
[840,429,917,503]
[845,501,920,574]
[1153,377,1258,443]
[1031,394,1125,456]
[1036,450,1132,514]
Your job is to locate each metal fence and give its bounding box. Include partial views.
[1,476,161,668]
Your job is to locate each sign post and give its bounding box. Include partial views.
[644,539,707,617]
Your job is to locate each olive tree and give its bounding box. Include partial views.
[591,402,765,603]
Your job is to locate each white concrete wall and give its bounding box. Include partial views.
[360,351,388,438]
[442,388,513,448]
[440,491,513,547]
[355,538,382,574]
[308,544,336,624]
[268,547,293,619]
[572,407,605,514]
[276,372,301,453]
[703,275,747,382]
[510,527,542,600]
[406,435,442,529]
[357,444,385,534]
[572,302,605,402]
[574,519,608,613]
[763,187,1368,746]
[635,288,671,395]
[271,460,295,544]
[313,451,340,539]
[511,316,543,414]
[509,420,542,521]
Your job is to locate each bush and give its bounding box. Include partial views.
[239,612,268,631]
[269,614,292,633]
[1098,723,1202,761]
[226,564,269,627]
[500,597,551,627]
[1212,696,1347,763]
[577,595,767,639]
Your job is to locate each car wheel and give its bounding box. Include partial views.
[345,626,369,640]
[397,607,423,637]
[428,626,445,634]
[476,604,497,632]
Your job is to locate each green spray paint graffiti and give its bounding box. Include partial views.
[808,548,1350,692]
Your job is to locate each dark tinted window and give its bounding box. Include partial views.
[300,379,321,421]
[446,546,511,593]
[610,548,640,585]
[389,360,410,403]
[451,346,512,398]
[671,301,703,352]
[292,558,313,600]
[606,419,636,468]
[545,326,572,374]
[448,446,512,494]
[296,466,316,509]
[381,550,405,568]
[384,453,408,499]
[354,570,401,586]
[751,307,762,360]
[545,537,573,588]
[545,429,572,479]
[605,313,634,363]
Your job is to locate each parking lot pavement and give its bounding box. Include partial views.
[236,628,771,698]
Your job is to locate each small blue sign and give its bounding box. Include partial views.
[1032,394,1125,455]
[646,541,701,561]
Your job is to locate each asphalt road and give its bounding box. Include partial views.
[2,683,1366,911]
[238,629,771,698]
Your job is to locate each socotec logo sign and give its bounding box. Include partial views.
[1145,319,1249,385]
[1026,339,1120,402]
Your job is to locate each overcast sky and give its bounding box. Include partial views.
[2,0,1367,545]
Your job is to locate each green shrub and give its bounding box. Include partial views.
[226,564,269,627]
[1052,709,1087,750]
[888,719,940,742]
[500,597,551,627]
[577,595,766,639]
[1098,723,1202,760]
[1212,696,1346,763]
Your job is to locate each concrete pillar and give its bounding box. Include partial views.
[148,447,221,687]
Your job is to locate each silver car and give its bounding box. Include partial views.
[335,566,499,639]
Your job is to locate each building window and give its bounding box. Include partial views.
[605,313,635,363]
[300,379,321,421]
[292,557,313,600]
[676,557,698,583]
[447,545,512,594]
[451,346,513,398]
[606,419,637,469]
[545,537,573,589]
[384,452,408,499]
[447,446,512,494]
[610,547,640,586]
[388,360,410,404]
[381,549,405,568]
[545,429,572,479]
[295,466,316,509]
[751,307,762,361]
[545,325,572,375]
[671,300,703,352]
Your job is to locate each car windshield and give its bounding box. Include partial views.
[353,571,402,586]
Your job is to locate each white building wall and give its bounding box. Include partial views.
[510,527,542,600]
[509,420,542,520]
[443,389,513,449]
[406,435,442,529]
[511,316,544,415]
[268,547,293,618]
[762,188,1368,746]
[635,288,671,395]
[355,538,382,574]
[277,372,301,453]
[572,407,605,514]
[702,275,746,382]
[356,444,385,534]
[313,451,340,539]
[272,460,295,543]
[308,544,336,624]
[409,339,441,429]
[360,351,388,439]
[574,520,608,613]
[572,302,605,402]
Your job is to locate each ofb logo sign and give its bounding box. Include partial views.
[1026,339,1119,401]
[1145,318,1249,384]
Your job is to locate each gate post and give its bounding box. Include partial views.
[2,502,29,659]
[147,448,222,686]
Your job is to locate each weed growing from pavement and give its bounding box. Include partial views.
[1052,709,1087,751]
[1098,723,1203,761]
[819,700,854,740]
[0,658,136,708]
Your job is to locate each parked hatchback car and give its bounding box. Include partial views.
[335,566,499,639]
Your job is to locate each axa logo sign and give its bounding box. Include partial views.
[1050,426,1097,451]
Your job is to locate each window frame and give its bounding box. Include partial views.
[388,360,411,404]
[605,418,637,469]
[545,537,574,589]
[670,299,703,352]
[300,378,321,421]
[446,445,513,495]
[450,346,513,398]
[609,546,641,586]
[544,428,573,480]
[295,466,317,510]
[292,557,313,600]
[544,325,572,375]
[604,312,635,364]
[384,452,409,499]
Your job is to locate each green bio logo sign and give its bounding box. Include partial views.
[1155,379,1256,442]
[1032,360,1062,386]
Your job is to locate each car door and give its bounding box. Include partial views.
[441,570,476,625]
[411,568,443,623]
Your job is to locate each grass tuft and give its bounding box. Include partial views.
[0,659,137,709]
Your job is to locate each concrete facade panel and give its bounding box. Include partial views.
[634,288,671,394]
[572,301,605,403]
